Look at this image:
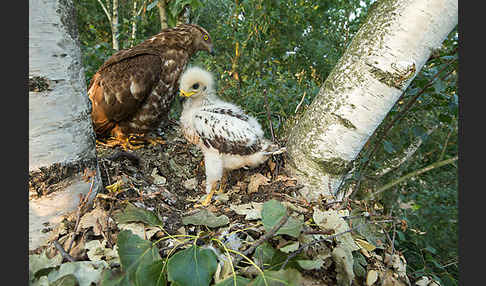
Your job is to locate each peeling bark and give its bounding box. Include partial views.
[285,0,458,201]
[29,0,101,250]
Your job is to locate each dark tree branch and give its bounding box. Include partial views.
[234,212,289,266]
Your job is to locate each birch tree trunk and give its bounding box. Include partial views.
[157,0,168,30]
[29,0,101,250]
[112,0,120,50]
[96,0,120,50]
[285,0,458,202]
[130,0,138,47]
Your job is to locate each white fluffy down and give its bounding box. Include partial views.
[179,66,278,195]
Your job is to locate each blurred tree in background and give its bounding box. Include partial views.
[74,0,458,284]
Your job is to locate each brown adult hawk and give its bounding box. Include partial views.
[179,67,285,206]
[88,24,214,149]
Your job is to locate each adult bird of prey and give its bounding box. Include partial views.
[178,66,285,206]
[88,24,214,150]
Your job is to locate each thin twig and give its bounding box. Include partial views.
[96,0,112,22]
[280,223,364,270]
[391,219,396,257]
[263,89,275,141]
[101,159,111,186]
[67,177,95,253]
[294,91,307,114]
[371,155,458,197]
[439,125,455,161]
[53,240,76,262]
[234,212,289,266]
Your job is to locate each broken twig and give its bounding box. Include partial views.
[234,212,290,266]
[67,176,95,253]
[263,89,275,142]
[53,240,76,262]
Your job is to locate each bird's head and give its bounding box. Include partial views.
[179,66,214,99]
[182,24,215,55]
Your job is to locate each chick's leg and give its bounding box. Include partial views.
[199,153,223,207]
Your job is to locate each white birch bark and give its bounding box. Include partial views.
[157,0,168,30]
[130,0,138,47]
[29,0,101,250]
[112,0,120,50]
[285,0,458,201]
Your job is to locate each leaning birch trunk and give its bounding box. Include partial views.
[29,0,101,250]
[285,0,458,202]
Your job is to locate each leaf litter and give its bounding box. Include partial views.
[29,123,414,285]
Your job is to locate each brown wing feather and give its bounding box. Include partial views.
[89,54,162,136]
[88,24,211,138]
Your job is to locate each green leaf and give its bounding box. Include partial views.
[383,140,395,154]
[114,203,164,227]
[117,230,161,284]
[215,276,252,286]
[50,274,79,286]
[29,249,63,278]
[99,269,131,286]
[412,126,428,140]
[167,245,218,286]
[182,209,230,228]
[254,242,277,266]
[46,261,109,286]
[261,199,303,238]
[135,260,167,286]
[296,259,323,270]
[248,268,302,286]
[424,246,437,254]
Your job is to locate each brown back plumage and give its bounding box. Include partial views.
[88,24,214,139]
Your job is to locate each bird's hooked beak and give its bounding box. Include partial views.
[179,89,196,97]
[209,45,215,56]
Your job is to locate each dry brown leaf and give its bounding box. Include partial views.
[274,175,298,187]
[79,207,109,236]
[247,173,269,194]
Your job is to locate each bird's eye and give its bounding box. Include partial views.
[192,83,199,89]
[203,35,209,41]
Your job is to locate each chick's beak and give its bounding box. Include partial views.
[179,89,196,97]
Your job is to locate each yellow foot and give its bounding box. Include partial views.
[145,136,166,146]
[196,189,216,207]
[96,134,165,150]
[96,137,144,150]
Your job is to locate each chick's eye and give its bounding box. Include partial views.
[192,83,199,89]
[203,35,209,41]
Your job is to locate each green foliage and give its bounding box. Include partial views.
[261,199,303,238]
[350,28,458,286]
[248,268,302,286]
[74,0,458,284]
[117,230,163,285]
[114,202,165,227]
[167,245,218,286]
[214,276,251,286]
